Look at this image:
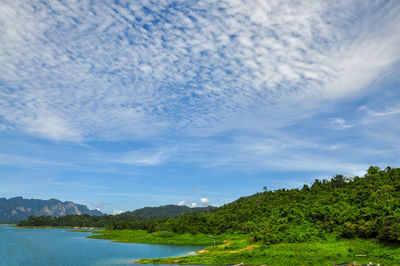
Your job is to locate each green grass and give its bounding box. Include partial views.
[87,229,238,245]
[137,238,400,265]
[85,230,400,265]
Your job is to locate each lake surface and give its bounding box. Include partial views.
[0,225,205,266]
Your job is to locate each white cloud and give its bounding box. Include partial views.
[167,133,374,176]
[329,144,343,150]
[190,202,197,208]
[330,118,355,129]
[0,1,398,141]
[86,200,105,210]
[23,110,82,142]
[116,148,170,166]
[0,152,76,169]
[200,198,210,205]
[0,124,14,132]
[112,210,123,215]
[365,104,400,118]
[0,1,399,180]
[177,200,185,206]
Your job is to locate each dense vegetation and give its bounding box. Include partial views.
[19,166,400,244]
[85,229,400,265]
[137,238,400,265]
[159,166,400,244]
[123,204,216,218]
[17,205,216,229]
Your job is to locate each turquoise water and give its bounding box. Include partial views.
[0,225,205,266]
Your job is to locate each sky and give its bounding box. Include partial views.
[0,0,399,214]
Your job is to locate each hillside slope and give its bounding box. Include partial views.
[120,204,216,218]
[17,166,400,244]
[164,166,400,243]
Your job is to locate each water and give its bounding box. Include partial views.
[0,225,205,266]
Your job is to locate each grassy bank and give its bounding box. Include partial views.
[86,229,400,265]
[87,229,236,245]
[137,238,400,265]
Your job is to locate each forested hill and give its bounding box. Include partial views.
[17,204,216,228]
[163,166,400,243]
[0,197,103,223]
[121,204,216,218]
[18,166,400,243]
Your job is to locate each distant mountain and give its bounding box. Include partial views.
[119,204,217,218]
[0,197,103,223]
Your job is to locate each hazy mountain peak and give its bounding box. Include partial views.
[0,197,103,223]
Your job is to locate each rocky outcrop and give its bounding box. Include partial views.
[0,197,103,223]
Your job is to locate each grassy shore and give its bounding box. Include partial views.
[137,238,400,265]
[86,229,400,265]
[87,229,236,245]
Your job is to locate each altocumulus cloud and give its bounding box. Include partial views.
[0,1,399,141]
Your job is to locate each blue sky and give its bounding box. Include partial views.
[0,0,399,214]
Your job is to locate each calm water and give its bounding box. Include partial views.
[0,225,205,266]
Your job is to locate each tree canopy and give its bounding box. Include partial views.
[19,166,400,244]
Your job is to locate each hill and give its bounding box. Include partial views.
[15,166,400,265]
[163,166,400,243]
[17,203,217,228]
[17,166,400,244]
[120,204,216,218]
[0,197,103,223]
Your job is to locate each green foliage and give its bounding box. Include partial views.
[87,229,228,245]
[123,205,216,218]
[18,214,113,228]
[18,166,400,245]
[17,205,216,229]
[159,166,400,244]
[137,239,400,265]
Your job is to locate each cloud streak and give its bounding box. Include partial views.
[115,148,171,166]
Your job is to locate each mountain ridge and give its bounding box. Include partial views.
[0,196,103,223]
[2,196,217,224]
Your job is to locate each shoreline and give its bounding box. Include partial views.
[14,225,102,229]
[8,225,399,265]
[84,229,228,246]
[80,230,392,265]
[135,238,395,265]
